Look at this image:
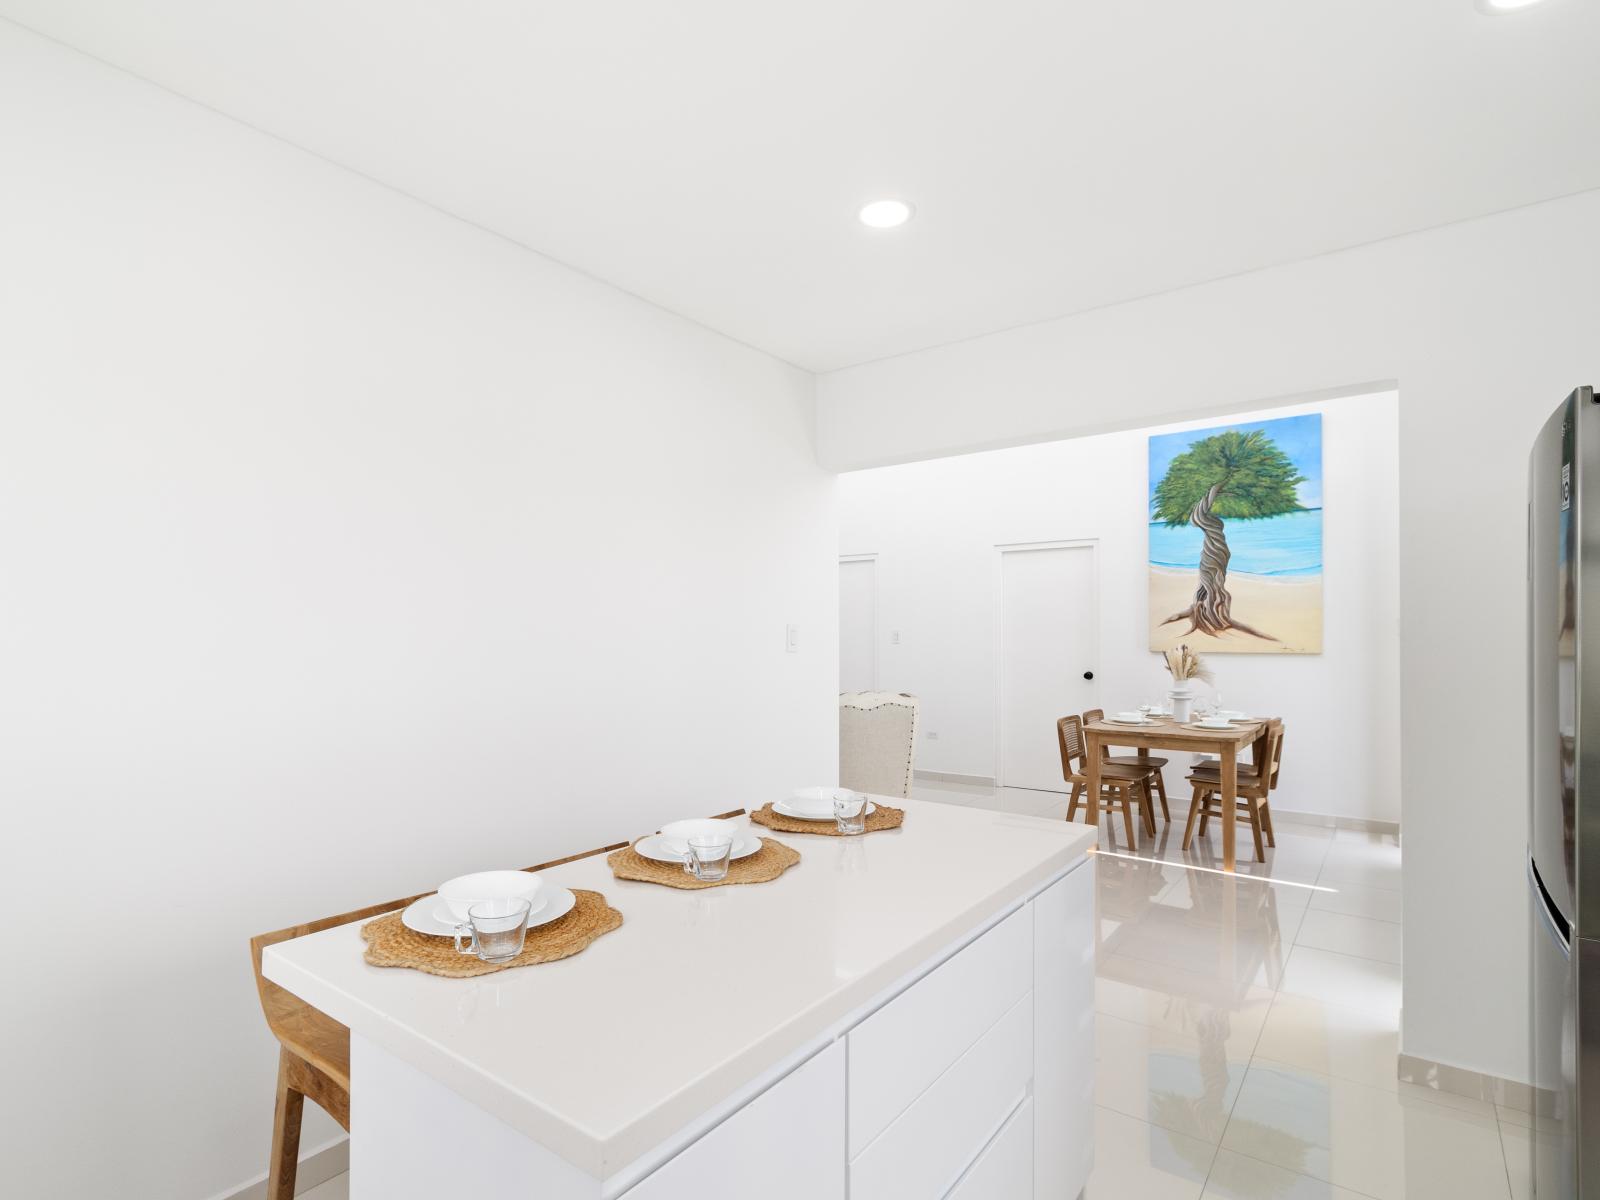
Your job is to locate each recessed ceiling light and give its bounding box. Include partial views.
[858,199,914,229]
[1475,0,1547,11]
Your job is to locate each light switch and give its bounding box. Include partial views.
[891,630,901,644]
[785,624,799,653]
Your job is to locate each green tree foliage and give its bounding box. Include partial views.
[1152,429,1306,525]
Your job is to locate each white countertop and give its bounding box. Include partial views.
[264,798,1096,1181]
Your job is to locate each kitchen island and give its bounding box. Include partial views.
[264,798,1098,1199]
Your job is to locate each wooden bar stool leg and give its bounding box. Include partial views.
[268,1048,305,1200]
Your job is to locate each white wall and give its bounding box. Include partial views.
[0,23,835,1200]
[839,393,1400,823]
[818,185,1600,1087]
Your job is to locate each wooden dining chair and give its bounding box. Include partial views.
[1058,714,1152,848]
[248,811,742,1199]
[1082,708,1171,826]
[1182,721,1285,862]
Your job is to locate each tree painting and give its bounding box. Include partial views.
[1148,415,1323,654]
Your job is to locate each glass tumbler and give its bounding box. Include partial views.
[834,790,868,835]
[453,897,532,964]
[683,834,734,882]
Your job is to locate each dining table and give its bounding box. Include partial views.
[1082,714,1273,873]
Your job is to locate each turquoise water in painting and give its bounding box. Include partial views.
[1148,508,1323,577]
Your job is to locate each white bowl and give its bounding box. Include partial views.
[658,818,739,853]
[787,787,856,818]
[1114,711,1145,722]
[1195,717,1234,729]
[437,870,545,923]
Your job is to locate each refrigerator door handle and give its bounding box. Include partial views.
[1530,854,1572,956]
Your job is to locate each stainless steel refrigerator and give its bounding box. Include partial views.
[1530,385,1600,1198]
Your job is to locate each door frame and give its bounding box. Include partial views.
[839,552,880,693]
[993,539,1100,790]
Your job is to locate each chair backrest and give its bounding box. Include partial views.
[1057,714,1085,780]
[1265,721,1286,790]
[839,691,919,798]
[1082,710,1108,758]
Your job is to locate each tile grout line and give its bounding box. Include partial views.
[1494,1117,1519,1200]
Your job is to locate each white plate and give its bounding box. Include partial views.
[1105,717,1152,726]
[634,832,765,864]
[772,798,879,821]
[401,886,577,939]
[1191,721,1235,731]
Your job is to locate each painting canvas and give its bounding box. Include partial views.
[1148,413,1322,654]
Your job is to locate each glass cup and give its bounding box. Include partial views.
[834,790,868,835]
[683,834,734,882]
[453,897,532,964]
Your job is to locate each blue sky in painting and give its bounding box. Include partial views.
[1147,412,1323,511]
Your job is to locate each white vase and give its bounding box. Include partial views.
[1168,681,1195,723]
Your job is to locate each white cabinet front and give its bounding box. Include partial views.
[621,1042,846,1200]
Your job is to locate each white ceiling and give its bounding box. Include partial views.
[5,0,1599,371]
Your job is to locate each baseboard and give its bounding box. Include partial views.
[913,769,997,787]
[210,1135,349,1200]
[1396,1052,1533,1114]
[1268,808,1400,836]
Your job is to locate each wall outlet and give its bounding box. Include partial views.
[925,730,939,739]
[891,630,901,644]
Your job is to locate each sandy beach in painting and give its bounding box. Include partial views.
[1148,566,1323,654]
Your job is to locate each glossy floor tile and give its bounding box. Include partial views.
[1294,909,1403,965]
[300,1172,349,1200]
[913,778,1528,1200]
[1309,880,1403,925]
[1224,1061,1509,1199]
[1084,1105,1214,1199]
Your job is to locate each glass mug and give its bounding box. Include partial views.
[834,790,868,835]
[453,897,532,964]
[683,834,734,882]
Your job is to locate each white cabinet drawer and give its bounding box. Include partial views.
[848,904,1033,1155]
[621,1041,845,1200]
[850,992,1033,1200]
[946,1096,1033,1200]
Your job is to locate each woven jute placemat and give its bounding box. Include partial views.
[748,802,905,836]
[361,889,622,978]
[606,836,800,890]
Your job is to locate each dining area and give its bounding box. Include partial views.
[1058,701,1287,874]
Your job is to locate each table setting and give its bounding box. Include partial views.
[362,868,622,979]
[607,817,801,889]
[749,786,905,836]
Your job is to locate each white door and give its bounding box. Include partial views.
[998,543,1096,792]
[839,557,877,693]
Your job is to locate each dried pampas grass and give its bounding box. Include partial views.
[1163,644,1213,683]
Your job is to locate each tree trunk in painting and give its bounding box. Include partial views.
[1161,483,1274,641]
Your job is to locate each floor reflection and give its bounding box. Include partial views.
[912,780,1519,1200]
